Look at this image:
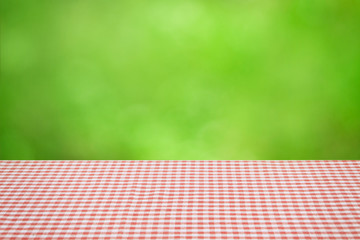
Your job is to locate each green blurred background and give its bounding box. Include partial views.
[1,0,360,159]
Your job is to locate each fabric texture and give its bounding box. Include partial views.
[0,160,359,239]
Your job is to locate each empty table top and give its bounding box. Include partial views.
[1,160,359,239]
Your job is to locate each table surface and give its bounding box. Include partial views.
[0,161,359,239]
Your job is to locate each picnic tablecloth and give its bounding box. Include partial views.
[0,160,359,239]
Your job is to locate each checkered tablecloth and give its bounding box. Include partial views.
[0,161,359,239]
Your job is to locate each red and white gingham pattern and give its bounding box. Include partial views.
[0,161,359,239]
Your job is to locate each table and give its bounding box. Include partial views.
[1,161,359,239]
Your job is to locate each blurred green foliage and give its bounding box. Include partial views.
[1,0,360,159]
